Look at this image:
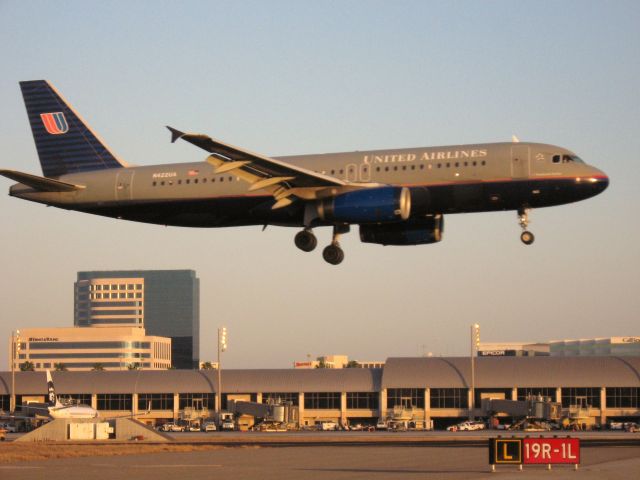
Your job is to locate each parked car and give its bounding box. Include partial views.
[0,423,17,433]
[221,420,235,431]
[202,422,217,432]
[189,425,201,432]
[170,424,186,432]
[447,421,486,432]
[319,421,338,431]
[376,419,388,430]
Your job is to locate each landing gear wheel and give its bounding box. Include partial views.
[294,229,317,252]
[322,244,344,265]
[520,231,535,245]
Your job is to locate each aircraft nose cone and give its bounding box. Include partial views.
[593,170,609,193]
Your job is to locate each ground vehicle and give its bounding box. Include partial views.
[376,419,388,430]
[447,421,486,432]
[188,424,201,432]
[170,424,186,432]
[221,420,235,431]
[203,422,217,432]
[0,423,17,433]
[0,427,6,441]
[319,421,338,431]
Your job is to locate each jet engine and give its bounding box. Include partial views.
[316,186,411,223]
[359,215,444,245]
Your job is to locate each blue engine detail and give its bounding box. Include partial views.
[317,187,411,224]
[359,215,444,245]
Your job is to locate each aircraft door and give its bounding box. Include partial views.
[115,170,135,201]
[511,145,530,179]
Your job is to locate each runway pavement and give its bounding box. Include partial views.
[1,444,639,480]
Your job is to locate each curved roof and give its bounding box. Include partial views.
[1,357,638,395]
[0,368,381,395]
[381,356,640,388]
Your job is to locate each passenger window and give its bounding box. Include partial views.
[186,179,190,184]
[152,181,157,186]
[472,161,477,166]
[202,178,207,183]
[220,177,224,182]
[481,161,486,166]
[402,166,406,171]
[552,155,561,163]
[178,180,182,185]
[385,167,389,172]
[437,164,441,168]
[376,167,380,172]
[160,181,165,186]
[393,166,398,171]
[446,163,450,168]
[194,179,198,184]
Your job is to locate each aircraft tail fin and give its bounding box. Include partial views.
[19,80,127,178]
[46,370,61,407]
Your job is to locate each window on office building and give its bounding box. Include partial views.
[517,387,556,401]
[430,388,468,408]
[387,388,425,408]
[347,392,379,410]
[179,393,215,410]
[304,392,341,409]
[97,394,132,411]
[0,395,9,411]
[261,392,299,406]
[606,387,639,408]
[561,387,601,408]
[139,393,174,410]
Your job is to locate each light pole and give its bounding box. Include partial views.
[216,326,227,413]
[470,323,480,419]
[11,330,21,413]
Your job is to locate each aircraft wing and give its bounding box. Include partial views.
[167,127,374,208]
[0,169,84,192]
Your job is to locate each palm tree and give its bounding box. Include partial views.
[127,363,140,370]
[54,363,67,371]
[20,361,35,371]
[201,361,215,370]
[91,363,105,371]
[346,360,360,368]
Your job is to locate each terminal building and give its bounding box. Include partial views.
[2,356,638,428]
[9,327,172,371]
[75,270,200,369]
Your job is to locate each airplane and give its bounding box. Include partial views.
[20,370,99,419]
[8,370,151,420]
[1,80,609,265]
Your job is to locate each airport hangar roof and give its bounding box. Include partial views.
[1,357,639,395]
[0,368,382,395]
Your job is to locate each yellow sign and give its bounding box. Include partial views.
[493,439,522,464]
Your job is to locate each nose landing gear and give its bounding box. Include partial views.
[518,208,535,245]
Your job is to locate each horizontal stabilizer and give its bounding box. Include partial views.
[0,169,84,192]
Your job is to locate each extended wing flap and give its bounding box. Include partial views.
[0,169,84,192]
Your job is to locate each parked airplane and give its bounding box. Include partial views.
[11,370,150,420]
[1,80,609,264]
[22,370,99,419]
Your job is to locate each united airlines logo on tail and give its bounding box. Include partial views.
[40,112,69,134]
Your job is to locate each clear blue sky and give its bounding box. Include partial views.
[0,0,638,369]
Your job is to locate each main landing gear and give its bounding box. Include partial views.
[518,208,535,245]
[294,225,349,265]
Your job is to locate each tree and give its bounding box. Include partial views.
[127,363,140,370]
[315,358,328,369]
[201,362,215,370]
[346,360,360,368]
[91,363,105,371]
[54,363,67,371]
[20,361,35,371]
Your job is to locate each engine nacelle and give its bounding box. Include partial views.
[317,187,411,224]
[359,215,444,245]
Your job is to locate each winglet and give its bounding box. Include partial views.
[512,134,520,143]
[166,126,185,144]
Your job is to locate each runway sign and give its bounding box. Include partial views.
[523,438,580,464]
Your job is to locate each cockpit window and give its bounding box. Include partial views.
[553,154,584,164]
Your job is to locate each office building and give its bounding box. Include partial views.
[10,327,171,371]
[76,270,199,369]
[550,337,640,356]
